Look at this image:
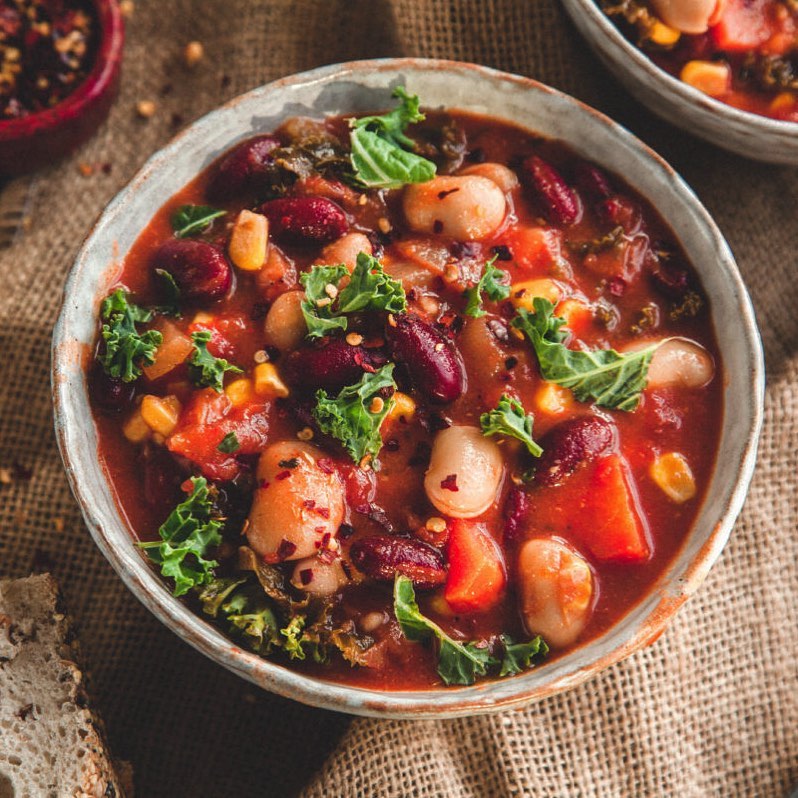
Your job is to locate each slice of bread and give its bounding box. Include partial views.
[0,574,130,798]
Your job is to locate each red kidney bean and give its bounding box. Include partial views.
[207,134,281,201]
[649,260,690,299]
[349,535,446,589]
[153,239,232,302]
[503,485,529,541]
[283,339,388,392]
[597,196,642,235]
[385,314,466,404]
[89,364,135,409]
[522,155,582,226]
[574,161,613,200]
[259,196,348,244]
[534,416,615,487]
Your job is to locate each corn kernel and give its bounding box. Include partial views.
[123,409,151,443]
[534,382,573,416]
[225,378,256,407]
[140,394,181,437]
[192,312,214,325]
[680,60,731,98]
[556,298,592,331]
[387,391,416,423]
[650,452,696,503]
[769,92,795,114]
[253,363,289,398]
[647,21,680,46]
[511,279,561,311]
[228,210,268,272]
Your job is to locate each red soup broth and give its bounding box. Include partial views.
[89,109,722,690]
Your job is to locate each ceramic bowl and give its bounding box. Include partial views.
[52,59,764,718]
[560,0,798,165]
[0,0,124,176]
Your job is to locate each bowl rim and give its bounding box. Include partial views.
[0,0,124,141]
[51,57,765,718]
[563,0,798,132]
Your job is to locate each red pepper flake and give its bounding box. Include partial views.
[437,188,460,199]
[259,480,270,490]
[317,458,334,474]
[302,499,316,510]
[180,478,194,493]
[608,276,626,297]
[338,523,355,539]
[318,549,336,565]
[432,219,444,235]
[278,457,300,469]
[491,244,513,261]
[276,539,297,560]
[440,473,459,492]
[275,470,292,481]
[315,506,330,519]
[299,568,313,586]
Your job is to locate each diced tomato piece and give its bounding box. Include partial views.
[575,455,650,563]
[444,520,507,613]
[501,226,565,275]
[711,0,774,52]
[166,389,270,481]
[187,312,256,362]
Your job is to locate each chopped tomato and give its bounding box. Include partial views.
[711,0,775,52]
[166,389,270,481]
[501,226,565,275]
[187,312,257,362]
[444,520,507,613]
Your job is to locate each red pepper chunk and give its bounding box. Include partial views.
[444,520,507,614]
[573,454,650,563]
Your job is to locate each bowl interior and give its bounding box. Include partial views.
[52,59,764,718]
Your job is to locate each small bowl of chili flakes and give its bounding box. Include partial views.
[0,0,124,175]
[561,0,798,165]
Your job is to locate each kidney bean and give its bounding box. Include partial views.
[597,196,641,235]
[534,416,615,487]
[385,314,465,404]
[207,134,281,201]
[89,364,135,410]
[522,155,581,226]
[649,261,690,299]
[259,196,348,244]
[153,239,232,302]
[573,161,613,200]
[503,485,529,541]
[349,535,446,589]
[283,339,388,392]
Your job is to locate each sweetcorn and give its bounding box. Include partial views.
[229,210,269,271]
[534,382,573,416]
[253,363,289,398]
[225,378,256,406]
[386,391,416,423]
[140,394,181,437]
[680,61,731,98]
[123,408,151,443]
[650,452,696,503]
[511,278,561,311]
[648,21,680,46]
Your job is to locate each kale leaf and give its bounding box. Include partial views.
[512,297,660,412]
[480,394,543,457]
[188,330,242,392]
[349,87,437,189]
[498,634,549,677]
[300,264,350,338]
[171,204,226,238]
[464,256,511,318]
[312,364,396,466]
[139,477,222,597]
[98,289,163,383]
[216,432,240,453]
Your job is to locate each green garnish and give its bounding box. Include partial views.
[393,576,548,686]
[153,268,182,317]
[498,634,549,677]
[512,297,660,412]
[393,575,494,686]
[480,394,543,457]
[348,87,437,189]
[312,364,396,466]
[139,477,222,597]
[464,256,511,318]
[98,288,163,383]
[300,253,406,338]
[188,330,242,392]
[216,432,240,454]
[171,204,226,238]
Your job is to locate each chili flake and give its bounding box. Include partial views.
[440,473,459,492]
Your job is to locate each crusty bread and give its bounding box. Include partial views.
[0,574,130,798]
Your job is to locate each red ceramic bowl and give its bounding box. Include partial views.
[0,0,124,176]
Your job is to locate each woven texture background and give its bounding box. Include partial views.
[0,1,795,796]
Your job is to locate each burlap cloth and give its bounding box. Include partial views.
[0,1,795,795]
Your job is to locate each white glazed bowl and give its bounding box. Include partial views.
[560,0,798,164]
[52,59,764,718]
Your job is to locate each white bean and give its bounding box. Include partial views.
[646,338,714,389]
[246,441,344,560]
[424,425,504,518]
[290,556,348,597]
[317,231,373,271]
[517,538,594,648]
[263,290,306,352]
[403,175,506,241]
[650,0,722,34]
[459,162,519,194]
